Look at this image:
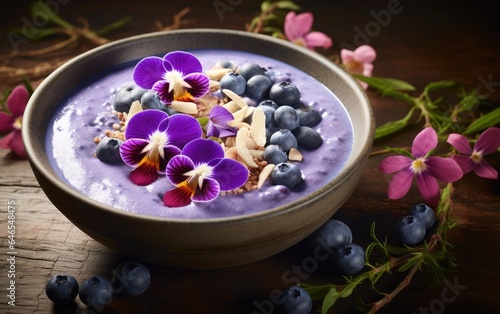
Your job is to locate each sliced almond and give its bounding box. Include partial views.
[250,107,266,147]
[125,100,143,125]
[222,89,247,108]
[225,147,239,160]
[249,149,264,159]
[258,164,275,189]
[170,101,198,115]
[227,106,248,127]
[223,100,241,113]
[246,137,258,150]
[236,128,258,168]
[205,68,233,80]
[209,80,221,92]
[288,148,303,161]
[225,136,236,147]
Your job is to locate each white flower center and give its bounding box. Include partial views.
[471,150,483,163]
[164,71,192,97]
[13,116,22,130]
[411,157,427,175]
[184,164,213,189]
[142,131,168,160]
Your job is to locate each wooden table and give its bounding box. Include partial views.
[1,1,499,313]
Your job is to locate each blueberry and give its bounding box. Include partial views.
[276,286,312,314]
[45,274,79,305]
[307,219,352,252]
[111,261,151,296]
[271,162,303,188]
[408,203,435,229]
[96,137,123,164]
[258,99,279,110]
[246,75,273,100]
[270,129,298,152]
[292,126,323,150]
[220,73,246,96]
[113,83,148,113]
[140,91,164,110]
[265,69,291,83]
[396,215,426,245]
[331,243,366,276]
[79,276,113,311]
[263,145,288,165]
[162,105,179,116]
[269,82,301,107]
[296,106,322,127]
[214,60,236,70]
[274,105,300,130]
[237,62,266,80]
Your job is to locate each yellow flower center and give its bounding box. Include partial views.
[411,158,427,175]
[13,116,22,130]
[471,150,483,163]
[345,60,363,74]
[293,37,307,47]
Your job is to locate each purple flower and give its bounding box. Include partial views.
[120,109,202,186]
[163,138,249,207]
[133,51,210,104]
[379,127,463,206]
[206,105,237,138]
[447,127,500,179]
[0,85,29,158]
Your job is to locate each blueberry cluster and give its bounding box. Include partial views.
[45,260,150,311]
[215,61,325,189]
[396,203,435,245]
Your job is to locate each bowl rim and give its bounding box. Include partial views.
[23,28,374,225]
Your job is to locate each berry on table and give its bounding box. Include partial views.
[111,261,151,296]
[307,219,353,252]
[396,215,426,245]
[45,274,79,305]
[276,286,312,314]
[79,275,113,311]
[331,243,366,276]
[408,203,435,229]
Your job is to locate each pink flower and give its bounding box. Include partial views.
[340,45,377,89]
[284,11,333,50]
[447,127,500,179]
[0,85,29,158]
[379,127,463,207]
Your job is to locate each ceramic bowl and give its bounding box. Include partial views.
[23,29,374,269]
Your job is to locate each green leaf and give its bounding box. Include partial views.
[261,0,272,12]
[423,81,456,94]
[95,17,132,36]
[321,287,341,314]
[464,106,500,135]
[9,27,59,41]
[30,1,72,28]
[21,76,34,95]
[275,1,301,10]
[374,107,416,139]
[197,117,209,127]
[301,283,337,301]
[355,75,416,91]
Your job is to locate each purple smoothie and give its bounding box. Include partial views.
[46,50,353,219]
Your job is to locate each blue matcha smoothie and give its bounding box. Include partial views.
[46,50,353,219]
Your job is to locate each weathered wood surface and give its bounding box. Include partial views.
[1,1,499,313]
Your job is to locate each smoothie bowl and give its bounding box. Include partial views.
[23,29,374,269]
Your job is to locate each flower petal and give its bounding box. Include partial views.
[412,127,438,158]
[183,73,210,99]
[181,139,224,165]
[212,158,249,190]
[164,114,202,149]
[158,145,180,172]
[120,138,149,166]
[284,11,313,41]
[474,127,500,155]
[474,160,498,179]
[7,85,29,116]
[129,158,159,186]
[304,31,333,49]
[450,154,475,174]
[163,183,194,207]
[125,109,168,141]
[0,112,15,132]
[425,156,463,183]
[379,155,413,174]
[166,155,194,185]
[362,63,374,77]
[152,80,174,104]
[9,130,26,158]
[164,51,203,75]
[446,133,472,154]
[353,45,377,63]
[387,169,414,200]
[340,49,355,64]
[0,131,15,149]
[133,56,166,89]
[192,177,220,202]
[416,174,440,207]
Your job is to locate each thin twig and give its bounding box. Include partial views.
[156,7,195,31]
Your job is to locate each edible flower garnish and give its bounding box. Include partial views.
[163,138,249,207]
[0,85,29,158]
[378,127,463,207]
[206,105,238,138]
[340,45,377,89]
[284,11,333,50]
[133,51,210,114]
[447,127,500,179]
[120,109,202,186]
